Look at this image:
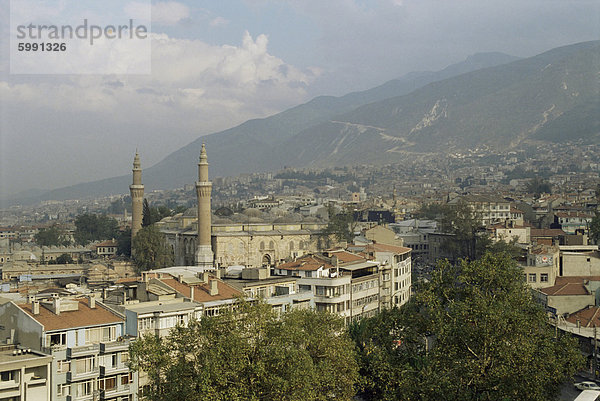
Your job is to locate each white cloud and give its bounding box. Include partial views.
[210,16,229,27]
[0,31,319,193]
[151,1,190,25]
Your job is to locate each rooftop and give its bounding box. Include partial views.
[277,255,334,271]
[365,242,411,255]
[160,276,242,303]
[566,306,600,328]
[19,299,123,332]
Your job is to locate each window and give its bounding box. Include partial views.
[528,273,536,283]
[57,384,70,396]
[138,317,154,331]
[120,351,129,364]
[46,332,66,347]
[76,380,94,396]
[57,360,71,373]
[120,372,133,385]
[99,377,117,391]
[540,273,549,283]
[75,356,96,374]
[85,326,116,344]
[0,371,15,382]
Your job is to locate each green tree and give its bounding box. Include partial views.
[322,205,355,246]
[131,225,174,272]
[55,253,74,264]
[142,200,174,227]
[34,225,70,246]
[116,228,132,257]
[107,197,132,215]
[590,210,600,244]
[74,214,119,245]
[526,176,552,197]
[129,301,358,401]
[415,202,445,220]
[439,201,483,260]
[352,252,583,401]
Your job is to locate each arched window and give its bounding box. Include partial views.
[269,240,274,249]
[260,241,265,250]
[289,241,294,251]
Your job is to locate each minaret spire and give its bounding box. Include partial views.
[130,151,144,240]
[195,143,214,269]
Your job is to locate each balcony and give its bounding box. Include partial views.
[67,391,97,401]
[101,384,132,399]
[67,345,99,358]
[100,364,130,376]
[100,339,130,354]
[67,367,100,382]
[28,376,47,386]
[0,380,19,390]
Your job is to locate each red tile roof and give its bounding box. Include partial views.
[566,306,600,328]
[365,243,411,255]
[277,255,334,271]
[538,282,590,296]
[555,211,593,218]
[94,240,118,247]
[19,299,123,331]
[160,276,242,303]
[328,250,365,264]
[530,228,566,237]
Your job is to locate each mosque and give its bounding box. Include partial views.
[129,145,327,270]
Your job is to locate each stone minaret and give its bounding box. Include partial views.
[195,144,214,269]
[129,152,144,239]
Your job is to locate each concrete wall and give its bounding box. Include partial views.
[562,253,600,276]
[547,294,595,315]
[0,302,43,350]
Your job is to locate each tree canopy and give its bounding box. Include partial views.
[526,176,552,197]
[129,302,359,401]
[590,210,600,244]
[142,199,176,227]
[131,225,174,272]
[351,252,583,401]
[322,205,356,246]
[73,214,119,245]
[116,228,132,257]
[34,225,70,246]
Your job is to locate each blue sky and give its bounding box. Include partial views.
[1,0,599,195]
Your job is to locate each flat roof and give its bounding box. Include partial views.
[0,347,52,368]
[124,299,202,314]
[225,276,298,289]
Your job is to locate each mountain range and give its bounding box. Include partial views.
[7,40,600,204]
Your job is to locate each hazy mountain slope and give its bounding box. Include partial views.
[278,41,600,168]
[16,51,518,203]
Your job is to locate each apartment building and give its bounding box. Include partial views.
[0,344,52,401]
[0,296,138,401]
[274,248,411,324]
[448,195,511,226]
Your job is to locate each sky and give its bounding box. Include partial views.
[0,0,599,197]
